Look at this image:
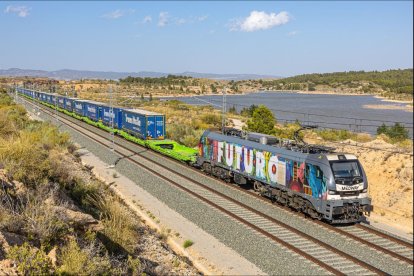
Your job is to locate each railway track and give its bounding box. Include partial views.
[19,96,412,275]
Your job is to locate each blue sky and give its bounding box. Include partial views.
[1,1,412,76]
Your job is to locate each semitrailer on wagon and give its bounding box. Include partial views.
[64,97,77,112]
[98,104,124,129]
[57,96,66,109]
[197,129,372,224]
[122,108,165,140]
[73,99,89,117]
[83,100,101,122]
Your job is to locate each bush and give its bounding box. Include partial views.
[200,114,221,126]
[246,105,276,135]
[86,194,139,254]
[377,123,410,142]
[7,242,52,275]
[317,129,353,141]
[57,239,111,275]
[183,240,193,248]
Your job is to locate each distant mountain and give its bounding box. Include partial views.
[0,68,280,81]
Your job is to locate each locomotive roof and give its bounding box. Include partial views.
[204,130,309,162]
[203,130,357,166]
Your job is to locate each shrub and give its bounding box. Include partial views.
[57,239,111,275]
[201,114,221,126]
[377,123,410,142]
[7,242,52,275]
[127,255,142,275]
[317,129,353,141]
[86,194,139,254]
[183,240,193,248]
[246,105,276,135]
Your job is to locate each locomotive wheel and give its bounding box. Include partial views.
[253,181,262,192]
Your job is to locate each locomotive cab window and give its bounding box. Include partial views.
[330,161,362,179]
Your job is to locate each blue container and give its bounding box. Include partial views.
[73,100,88,116]
[64,98,76,112]
[39,92,45,102]
[57,96,66,109]
[122,108,165,140]
[51,94,58,105]
[44,93,52,104]
[99,104,124,129]
[84,101,100,122]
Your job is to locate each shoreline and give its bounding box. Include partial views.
[373,95,413,104]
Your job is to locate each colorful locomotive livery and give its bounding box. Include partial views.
[199,138,328,200]
[197,130,372,223]
[16,87,372,224]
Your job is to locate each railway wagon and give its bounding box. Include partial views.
[196,130,372,223]
[44,93,52,104]
[122,108,165,140]
[57,96,66,109]
[64,97,76,112]
[73,100,89,117]
[99,104,124,129]
[50,94,59,105]
[39,92,46,102]
[34,90,41,100]
[83,101,100,121]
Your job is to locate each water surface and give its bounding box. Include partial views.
[162,92,413,136]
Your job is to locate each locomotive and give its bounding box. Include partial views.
[197,129,373,223]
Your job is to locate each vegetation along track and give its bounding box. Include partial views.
[18,95,410,275]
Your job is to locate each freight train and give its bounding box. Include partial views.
[15,87,372,224]
[16,88,165,140]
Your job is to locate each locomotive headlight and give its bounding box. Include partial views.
[362,188,367,193]
[328,190,337,195]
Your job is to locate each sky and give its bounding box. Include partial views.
[0,1,413,76]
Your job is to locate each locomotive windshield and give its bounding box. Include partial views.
[330,161,362,179]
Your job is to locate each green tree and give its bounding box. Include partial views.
[246,105,276,134]
[377,123,388,135]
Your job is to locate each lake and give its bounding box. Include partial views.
[161,92,413,136]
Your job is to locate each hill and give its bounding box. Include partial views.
[250,69,413,100]
[0,68,279,81]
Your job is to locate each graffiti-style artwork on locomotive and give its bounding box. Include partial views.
[199,137,327,199]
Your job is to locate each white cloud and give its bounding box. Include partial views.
[195,15,208,22]
[4,5,30,17]
[230,10,290,32]
[143,15,152,23]
[176,18,186,25]
[101,9,134,19]
[102,9,124,19]
[288,30,298,36]
[158,12,169,27]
